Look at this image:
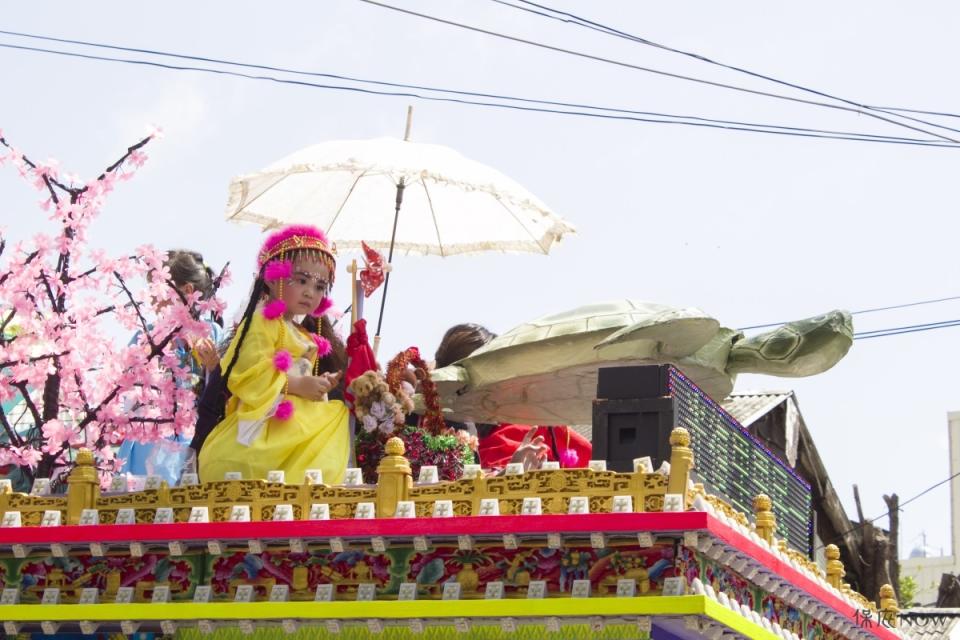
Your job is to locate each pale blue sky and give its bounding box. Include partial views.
[3,0,959,558]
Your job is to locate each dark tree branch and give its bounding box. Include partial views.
[78,327,180,455]
[0,405,24,448]
[0,350,70,370]
[11,382,42,432]
[113,271,155,350]
[853,484,865,524]
[36,269,58,310]
[72,372,92,416]
[0,136,72,199]
[0,251,39,288]
[884,493,901,602]
[65,265,98,284]
[92,136,152,183]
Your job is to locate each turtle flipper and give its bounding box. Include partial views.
[593,307,719,357]
[726,310,853,376]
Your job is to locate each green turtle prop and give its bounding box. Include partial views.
[430,300,853,425]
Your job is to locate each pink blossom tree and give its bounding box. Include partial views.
[0,130,227,488]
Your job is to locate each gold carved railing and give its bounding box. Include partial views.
[0,428,696,526]
[0,428,896,618]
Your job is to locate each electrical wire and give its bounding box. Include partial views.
[813,468,960,552]
[0,31,951,147]
[491,0,960,138]
[739,295,960,331]
[3,41,957,148]
[854,319,960,340]
[355,0,960,144]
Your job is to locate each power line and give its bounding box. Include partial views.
[355,0,960,144]
[0,31,941,146]
[739,294,960,331]
[854,318,960,340]
[814,468,960,553]
[491,0,960,138]
[871,105,960,120]
[3,41,957,148]
[0,31,952,148]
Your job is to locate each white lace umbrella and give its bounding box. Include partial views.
[225,137,575,257]
[225,132,576,342]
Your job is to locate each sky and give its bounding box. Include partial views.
[2,0,959,559]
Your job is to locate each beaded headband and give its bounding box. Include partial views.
[258,224,336,273]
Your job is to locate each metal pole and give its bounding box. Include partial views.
[374,179,405,349]
[372,106,413,355]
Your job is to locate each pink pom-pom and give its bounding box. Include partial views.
[262,299,287,320]
[310,297,334,317]
[273,350,292,372]
[264,259,293,281]
[559,448,579,468]
[275,399,294,421]
[313,335,332,358]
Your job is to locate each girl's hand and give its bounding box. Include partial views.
[320,371,342,391]
[287,373,340,401]
[193,338,219,371]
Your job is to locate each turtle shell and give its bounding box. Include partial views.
[433,300,723,425]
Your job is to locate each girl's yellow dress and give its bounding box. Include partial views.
[199,311,350,484]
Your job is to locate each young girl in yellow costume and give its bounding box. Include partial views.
[198,225,350,484]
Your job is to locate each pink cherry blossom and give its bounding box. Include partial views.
[0,132,227,486]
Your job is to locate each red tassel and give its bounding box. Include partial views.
[273,350,292,372]
[275,400,294,421]
[262,299,287,320]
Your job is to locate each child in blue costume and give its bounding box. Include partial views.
[117,250,222,485]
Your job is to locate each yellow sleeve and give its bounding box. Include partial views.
[220,312,285,423]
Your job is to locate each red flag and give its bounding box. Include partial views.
[359,241,385,298]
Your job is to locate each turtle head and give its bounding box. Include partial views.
[726,309,853,377]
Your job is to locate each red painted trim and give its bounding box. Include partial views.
[0,512,709,545]
[706,517,898,640]
[0,510,896,639]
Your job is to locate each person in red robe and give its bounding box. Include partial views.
[477,423,592,471]
[434,324,592,472]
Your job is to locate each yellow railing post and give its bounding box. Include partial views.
[376,437,412,518]
[752,494,776,544]
[66,449,99,525]
[667,427,694,504]
[879,583,899,628]
[825,544,845,590]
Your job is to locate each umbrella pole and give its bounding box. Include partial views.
[373,105,414,357]
[373,179,405,356]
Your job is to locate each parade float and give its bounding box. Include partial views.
[0,126,899,639]
[0,364,904,640]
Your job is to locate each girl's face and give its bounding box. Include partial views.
[274,255,330,318]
